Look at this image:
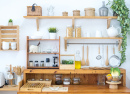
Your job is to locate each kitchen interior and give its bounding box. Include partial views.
[0,0,130,94]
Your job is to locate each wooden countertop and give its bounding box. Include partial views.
[0,85,18,91]
[18,85,130,94]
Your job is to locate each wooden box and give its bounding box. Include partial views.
[0,26,19,51]
[60,54,75,70]
[27,6,42,16]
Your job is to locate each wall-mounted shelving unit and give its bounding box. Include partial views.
[0,26,19,51]
[26,36,60,69]
[23,16,117,31]
[64,37,122,51]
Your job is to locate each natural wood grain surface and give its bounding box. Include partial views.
[0,85,18,91]
[18,85,130,94]
[64,37,122,39]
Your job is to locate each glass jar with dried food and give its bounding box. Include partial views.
[75,25,81,38]
[72,78,80,85]
[34,61,39,67]
[29,61,33,67]
[63,78,71,85]
[40,61,44,67]
[55,74,62,85]
[66,25,73,37]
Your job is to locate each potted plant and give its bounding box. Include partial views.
[48,27,58,39]
[8,19,13,26]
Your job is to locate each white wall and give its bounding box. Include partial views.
[0,0,130,94]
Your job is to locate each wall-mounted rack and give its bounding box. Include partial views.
[23,16,117,31]
[64,37,122,51]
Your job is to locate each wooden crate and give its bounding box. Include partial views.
[60,54,75,70]
[0,26,19,51]
[27,6,42,16]
[20,83,44,92]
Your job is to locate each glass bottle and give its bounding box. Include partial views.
[99,1,108,16]
[75,50,81,69]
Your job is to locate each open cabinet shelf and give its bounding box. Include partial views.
[23,16,117,31]
[0,25,19,51]
[26,36,60,69]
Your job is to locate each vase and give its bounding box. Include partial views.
[16,75,22,85]
[49,33,57,39]
[8,22,13,26]
[99,1,108,16]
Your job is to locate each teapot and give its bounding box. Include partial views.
[107,25,121,37]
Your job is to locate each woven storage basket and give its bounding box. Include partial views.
[84,8,95,16]
[73,10,80,16]
[27,6,42,16]
[62,12,68,16]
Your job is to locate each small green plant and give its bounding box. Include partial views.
[9,19,13,22]
[48,27,58,33]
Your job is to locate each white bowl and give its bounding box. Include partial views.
[31,36,43,39]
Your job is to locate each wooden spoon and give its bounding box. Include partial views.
[81,46,86,66]
[105,46,109,66]
[86,46,89,66]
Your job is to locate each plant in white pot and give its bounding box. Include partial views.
[48,27,58,39]
[8,19,13,26]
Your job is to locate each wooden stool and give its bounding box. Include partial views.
[106,81,121,89]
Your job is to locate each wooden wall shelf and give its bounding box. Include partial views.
[23,16,117,31]
[0,26,19,51]
[64,37,122,51]
[26,36,60,69]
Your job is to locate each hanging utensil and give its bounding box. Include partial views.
[96,45,102,60]
[81,46,86,66]
[86,46,89,66]
[105,45,109,66]
[109,46,120,67]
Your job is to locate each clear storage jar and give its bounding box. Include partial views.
[72,78,80,85]
[63,78,71,85]
[66,26,73,37]
[75,26,81,38]
[55,74,62,85]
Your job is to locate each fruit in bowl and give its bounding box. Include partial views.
[106,74,112,81]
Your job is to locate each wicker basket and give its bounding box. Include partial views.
[27,6,42,16]
[84,8,95,16]
[62,12,68,16]
[73,10,80,16]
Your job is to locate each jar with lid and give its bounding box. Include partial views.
[75,50,81,69]
[40,61,44,67]
[66,25,73,37]
[34,61,39,67]
[75,25,81,38]
[72,78,80,85]
[46,58,50,67]
[63,78,71,85]
[29,61,33,67]
[55,74,62,85]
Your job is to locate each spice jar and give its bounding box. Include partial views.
[66,25,73,37]
[62,11,68,16]
[73,10,80,16]
[55,75,62,85]
[63,78,71,85]
[40,61,44,67]
[29,61,33,67]
[72,78,80,85]
[34,61,39,67]
[84,8,95,16]
[75,25,81,38]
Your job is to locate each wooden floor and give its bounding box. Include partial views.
[17,85,130,94]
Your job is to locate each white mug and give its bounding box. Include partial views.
[11,42,17,50]
[96,30,102,37]
[2,42,10,50]
[86,32,91,37]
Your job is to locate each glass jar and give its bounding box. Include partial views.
[97,74,105,85]
[40,61,44,67]
[66,25,73,37]
[63,78,71,85]
[46,58,50,67]
[72,78,80,85]
[55,74,62,85]
[75,26,81,38]
[75,50,81,69]
[34,61,39,67]
[29,61,33,67]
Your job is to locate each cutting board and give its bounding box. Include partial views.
[42,85,68,92]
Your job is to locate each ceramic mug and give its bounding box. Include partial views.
[11,42,17,50]
[86,32,91,37]
[96,30,102,37]
[2,42,10,50]
[7,74,13,79]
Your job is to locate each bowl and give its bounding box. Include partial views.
[106,75,122,82]
[31,36,42,39]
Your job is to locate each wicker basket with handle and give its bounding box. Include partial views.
[27,4,42,16]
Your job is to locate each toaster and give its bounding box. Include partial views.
[0,72,5,88]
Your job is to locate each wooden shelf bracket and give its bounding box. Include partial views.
[72,17,75,30]
[64,39,67,51]
[118,39,122,51]
[107,18,112,29]
[36,18,39,31]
